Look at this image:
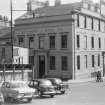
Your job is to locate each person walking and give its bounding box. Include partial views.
[96,71,103,82]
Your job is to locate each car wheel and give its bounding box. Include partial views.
[50,95,54,98]
[61,91,65,94]
[27,98,32,102]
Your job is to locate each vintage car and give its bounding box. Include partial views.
[1,81,35,103]
[47,78,69,94]
[28,79,56,98]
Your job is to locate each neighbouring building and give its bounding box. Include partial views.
[0,27,32,81]
[14,0,105,80]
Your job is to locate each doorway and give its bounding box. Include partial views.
[39,56,45,78]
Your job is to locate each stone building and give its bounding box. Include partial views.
[14,0,105,79]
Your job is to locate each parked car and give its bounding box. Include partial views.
[28,79,56,98]
[1,81,35,103]
[47,78,69,94]
[0,92,4,105]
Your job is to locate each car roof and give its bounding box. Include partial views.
[3,81,27,84]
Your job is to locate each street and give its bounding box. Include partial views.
[4,80,105,105]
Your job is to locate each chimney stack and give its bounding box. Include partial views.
[55,0,61,6]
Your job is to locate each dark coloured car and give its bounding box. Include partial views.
[28,79,56,98]
[47,78,69,94]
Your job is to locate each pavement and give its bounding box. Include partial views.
[67,77,105,84]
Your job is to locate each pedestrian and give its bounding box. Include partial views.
[96,71,103,82]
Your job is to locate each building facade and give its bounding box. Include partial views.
[14,0,105,79]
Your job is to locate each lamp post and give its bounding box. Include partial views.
[102,51,105,77]
[10,0,35,80]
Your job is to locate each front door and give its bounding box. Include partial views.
[39,56,45,78]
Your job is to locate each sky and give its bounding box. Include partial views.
[0,0,101,20]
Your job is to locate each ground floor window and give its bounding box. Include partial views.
[77,55,80,70]
[61,56,68,71]
[50,56,56,70]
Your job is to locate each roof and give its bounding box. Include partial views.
[16,2,81,20]
[0,27,11,38]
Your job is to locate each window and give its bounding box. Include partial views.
[50,56,56,70]
[91,37,94,48]
[61,56,68,71]
[39,36,44,49]
[29,37,34,48]
[2,47,5,58]
[84,16,87,28]
[98,54,100,66]
[92,55,95,67]
[61,34,68,48]
[98,20,100,31]
[84,36,87,49]
[98,38,101,48]
[77,14,79,27]
[91,18,94,30]
[77,35,80,48]
[84,55,87,68]
[49,36,55,49]
[77,56,80,70]
[18,37,24,46]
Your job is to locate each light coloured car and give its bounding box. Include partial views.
[0,92,4,105]
[1,81,35,103]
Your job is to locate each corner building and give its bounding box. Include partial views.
[14,0,105,79]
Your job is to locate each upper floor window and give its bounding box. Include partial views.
[92,55,95,67]
[29,37,34,48]
[84,55,87,68]
[49,36,55,49]
[39,36,44,49]
[84,16,87,28]
[61,56,68,71]
[2,47,5,59]
[50,56,56,70]
[77,14,79,27]
[98,37,101,48]
[18,37,24,46]
[84,36,87,49]
[98,54,100,66]
[91,18,94,30]
[98,20,100,31]
[77,35,80,48]
[61,33,68,49]
[91,37,94,48]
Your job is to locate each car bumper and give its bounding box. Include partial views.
[41,91,56,95]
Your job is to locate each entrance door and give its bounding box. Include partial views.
[39,56,45,78]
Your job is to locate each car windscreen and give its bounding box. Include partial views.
[10,82,28,88]
[39,80,52,86]
[51,79,62,84]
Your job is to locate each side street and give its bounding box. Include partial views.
[4,79,105,105]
